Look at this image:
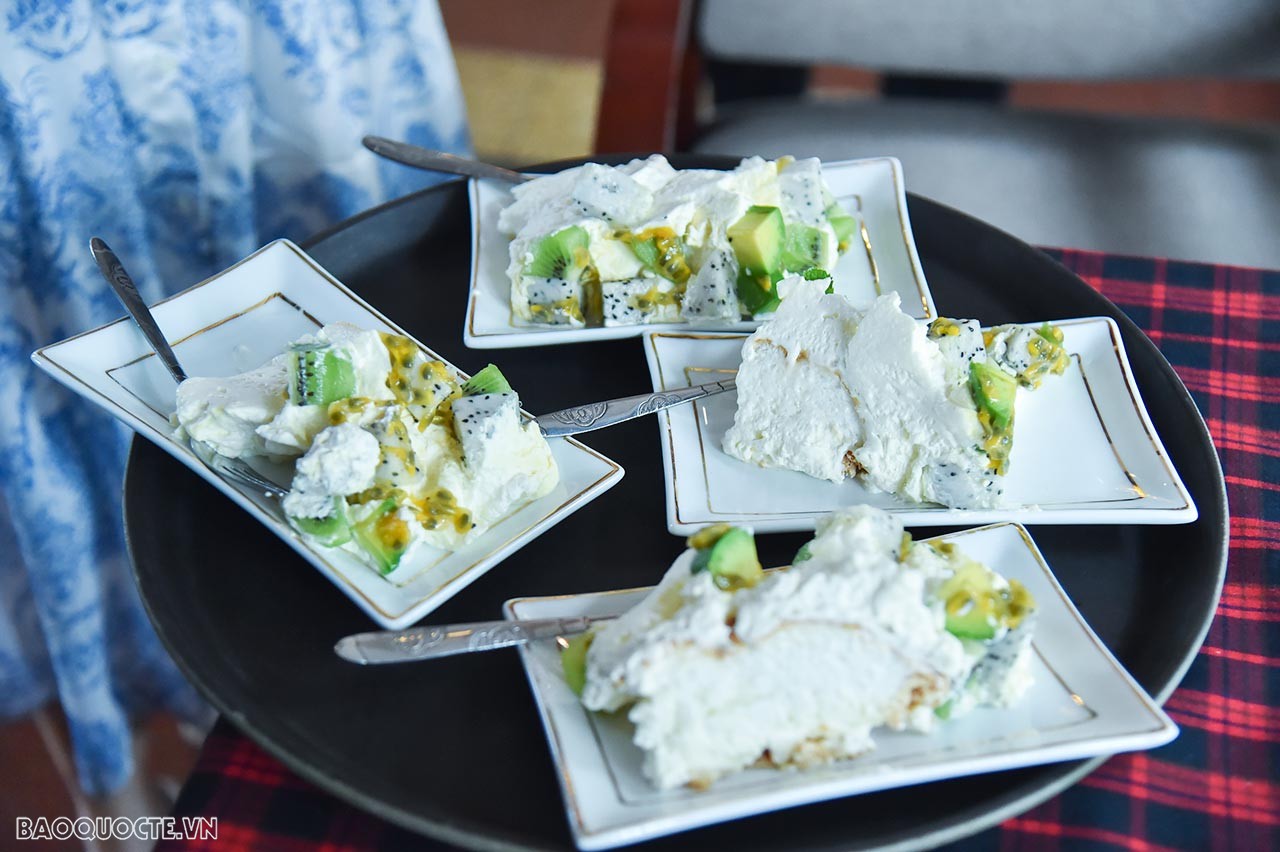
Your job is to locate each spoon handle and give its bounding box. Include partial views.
[91,237,188,384]
[334,615,609,664]
[362,135,530,184]
[535,378,738,438]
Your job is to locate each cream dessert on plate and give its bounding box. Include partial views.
[498,155,861,327]
[723,275,1069,508]
[561,507,1037,790]
[174,323,558,582]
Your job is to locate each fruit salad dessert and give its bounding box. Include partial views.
[174,323,558,582]
[723,275,1069,508]
[561,507,1037,790]
[497,154,860,327]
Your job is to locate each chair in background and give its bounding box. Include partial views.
[596,0,1280,268]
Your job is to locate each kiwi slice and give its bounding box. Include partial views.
[289,343,356,406]
[781,224,830,273]
[289,497,352,547]
[560,631,594,696]
[462,364,512,396]
[352,499,411,576]
[825,203,857,253]
[527,225,591,282]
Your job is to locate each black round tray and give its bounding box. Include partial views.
[124,155,1226,851]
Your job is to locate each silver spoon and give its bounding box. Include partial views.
[534,378,736,438]
[334,615,614,664]
[90,237,289,499]
[362,135,530,184]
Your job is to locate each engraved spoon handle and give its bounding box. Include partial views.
[362,135,530,184]
[535,378,737,438]
[333,616,608,664]
[91,238,289,498]
[91,237,187,383]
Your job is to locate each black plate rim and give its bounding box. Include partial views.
[123,157,1228,851]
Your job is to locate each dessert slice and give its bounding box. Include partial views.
[571,507,1037,790]
[498,155,859,326]
[722,276,1068,508]
[284,361,558,575]
[178,327,559,579]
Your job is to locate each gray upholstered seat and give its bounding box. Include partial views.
[692,1,1280,268]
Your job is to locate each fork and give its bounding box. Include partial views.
[90,238,289,499]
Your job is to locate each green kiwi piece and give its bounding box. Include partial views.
[781,224,830,273]
[352,499,409,576]
[289,343,356,406]
[825,202,857,252]
[527,225,590,282]
[630,238,660,270]
[561,631,594,696]
[461,364,513,396]
[289,497,352,547]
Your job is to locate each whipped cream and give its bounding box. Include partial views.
[722,277,1072,508]
[581,507,1034,789]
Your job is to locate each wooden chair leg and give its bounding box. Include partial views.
[595,0,695,154]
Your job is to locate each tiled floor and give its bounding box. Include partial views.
[0,708,203,852]
[1,711,82,851]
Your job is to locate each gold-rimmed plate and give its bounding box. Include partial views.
[464,157,936,349]
[643,319,1196,534]
[505,522,1177,850]
[32,239,624,629]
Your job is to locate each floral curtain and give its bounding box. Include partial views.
[0,0,469,793]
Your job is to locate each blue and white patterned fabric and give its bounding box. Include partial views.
[1,1,470,794]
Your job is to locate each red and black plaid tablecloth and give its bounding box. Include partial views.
[158,248,1278,852]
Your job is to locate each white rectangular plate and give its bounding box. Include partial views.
[505,522,1176,850]
[33,239,624,630]
[464,157,936,348]
[644,318,1195,532]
